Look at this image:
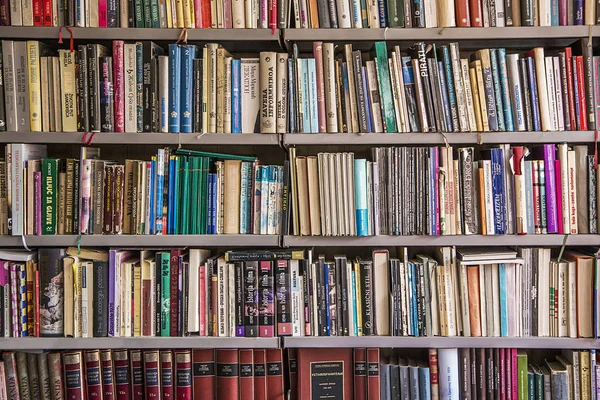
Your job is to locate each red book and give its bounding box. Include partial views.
[175,350,192,399]
[141,262,152,337]
[32,0,42,25]
[499,348,507,400]
[559,0,567,24]
[143,351,161,399]
[266,349,284,400]
[129,350,144,400]
[112,41,125,133]
[100,350,116,400]
[63,351,85,400]
[575,56,588,130]
[298,348,353,400]
[367,349,380,400]
[268,0,276,30]
[555,159,564,234]
[253,349,268,400]
[287,349,298,400]
[98,0,107,26]
[313,42,327,133]
[113,350,131,400]
[216,349,239,400]
[238,349,254,400]
[170,249,182,337]
[42,0,52,25]
[200,0,211,27]
[353,349,367,400]
[192,349,215,400]
[0,0,10,25]
[193,0,202,27]
[564,47,577,131]
[428,349,439,399]
[455,0,471,26]
[160,351,174,400]
[469,0,483,26]
[510,349,518,400]
[85,350,104,400]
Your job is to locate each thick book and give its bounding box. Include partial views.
[298,348,353,399]
[113,350,130,400]
[216,349,239,400]
[175,350,192,399]
[85,350,103,399]
[266,349,285,400]
[143,350,161,399]
[39,248,66,337]
[193,349,215,400]
[239,349,254,400]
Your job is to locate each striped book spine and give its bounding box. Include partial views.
[19,264,27,336]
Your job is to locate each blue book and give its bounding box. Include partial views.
[168,44,181,133]
[489,49,506,131]
[574,0,583,24]
[307,59,319,134]
[180,45,197,133]
[524,161,535,234]
[551,0,558,25]
[149,159,156,234]
[135,43,144,133]
[207,173,214,234]
[362,67,373,132]
[301,59,311,133]
[167,157,175,234]
[497,49,515,132]
[180,157,188,234]
[231,59,241,133]
[324,262,331,336]
[408,262,417,336]
[418,365,431,400]
[499,263,508,336]
[354,159,368,236]
[441,47,458,132]
[341,62,351,131]
[437,61,453,133]
[378,0,387,27]
[401,57,421,132]
[491,148,507,234]
[526,57,541,131]
[351,270,359,335]
[287,58,296,133]
[574,65,582,129]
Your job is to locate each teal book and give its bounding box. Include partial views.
[307,58,319,134]
[499,263,508,336]
[372,42,397,133]
[180,157,189,235]
[149,0,159,27]
[42,159,58,235]
[160,252,170,336]
[134,0,144,27]
[199,157,208,234]
[188,157,199,234]
[497,49,515,132]
[301,59,311,133]
[143,0,152,27]
[489,49,506,132]
[354,159,368,236]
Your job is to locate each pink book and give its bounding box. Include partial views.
[10,263,18,337]
[113,41,125,133]
[223,0,233,27]
[510,349,518,400]
[99,0,107,26]
[434,149,440,235]
[499,348,506,400]
[194,0,203,27]
[34,171,42,235]
[259,0,267,27]
[554,159,564,234]
[198,264,206,336]
[313,42,326,133]
[505,263,516,337]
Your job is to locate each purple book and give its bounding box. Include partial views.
[34,171,42,235]
[543,144,558,233]
[108,250,117,337]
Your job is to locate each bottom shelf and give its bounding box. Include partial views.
[0,337,280,350]
[283,336,600,349]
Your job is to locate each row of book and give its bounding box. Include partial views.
[290,144,599,237]
[1,347,597,399]
[1,245,598,339]
[2,39,599,134]
[0,348,287,400]
[4,0,600,30]
[3,144,286,237]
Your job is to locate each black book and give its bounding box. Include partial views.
[281,160,290,236]
[412,0,425,26]
[485,348,494,398]
[426,56,445,134]
[493,349,500,400]
[99,56,114,132]
[588,155,598,233]
[526,56,542,132]
[336,255,348,336]
[409,43,436,132]
[64,0,75,27]
[326,261,337,336]
[390,364,400,400]
[276,259,291,336]
[93,260,109,337]
[234,262,245,337]
[301,258,311,335]
[469,348,477,398]
[87,44,109,133]
[77,45,90,132]
[521,0,533,25]
[107,0,119,26]
[225,249,304,262]
[317,255,327,336]
[317,0,331,27]
[39,248,66,337]
[193,59,203,133]
[531,249,539,336]
[459,348,472,399]
[475,348,486,400]
[154,252,162,336]
[338,61,348,133]
[0,43,5,132]
[258,260,275,337]
[352,50,369,133]
[359,260,374,336]
[518,57,532,131]
[142,41,163,132]
[400,56,421,133]
[244,261,259,337]
[151,57,159,133]
[128,0,135,26]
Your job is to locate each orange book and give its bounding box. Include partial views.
[467,266,482,336]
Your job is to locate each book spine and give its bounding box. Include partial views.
[543,145,558,233]
[100,350,115,400]
[275,259,291,336]
[113,350,130,400]
[160,351,173,399]
[113,41,125,132]
[180,45,196,133]
[99,56,114,132]
[143,351,161,399]
[259,260,274,337]
[174,351,192,399]
[130,350,143,400]
[160,253,170,336]
[259,52,276,133]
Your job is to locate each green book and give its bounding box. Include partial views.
[143,0,152,27]
[386,0,404,27]
[149,0,160,27]
[42,158,58,235]
[527,369,535,400]
[175,148,257,162]
[517,350,528,400]
[199,157,208,234]
[134,0,144,27]
[189,157,199,234]
[173,156,180,235]
[371,42,397,133]
[160,252,170,336]
[180,157,189,235]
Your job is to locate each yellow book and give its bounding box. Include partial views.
[165,0,173,27]
[73,260,82,338]
[182,0,192,27]
[188,0,195,26]
[206,43,218,133]
[58,50,78,132]
[353,261,363,336]
[62,257,74,338]
[175,0,185,27]
[469,66,483,132]
[133,260,142,337]
[216,47,232,133]
[470,59,489,132]
[26,41,42,132]
[580,350,591,400]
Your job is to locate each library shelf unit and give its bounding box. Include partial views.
[0,337,280,350]
[283,336,600,349]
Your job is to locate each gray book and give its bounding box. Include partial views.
[399,359,410,400]
[27,353,41,399]
[381,363,392,400]
[574,146,589,233]
[13,41,30,132]
[545,361,568,399]
[391,364,401,400]
[409,360,420,400]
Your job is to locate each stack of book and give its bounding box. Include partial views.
[2,246,597,339]
[1,0,282,28]
[290,143,597,236]
[2,40,598,134]
[0,348,286,399]
[4,144,285,236]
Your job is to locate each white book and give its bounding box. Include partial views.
[224,57,232,133]
[290,260,304,336]
[558,144,570,234]
[424,0,438,27]
[158,55,169,133]
[566,259,577,338]
[389,56,404,133]
[10,144,46,236]
[322,43,338,133]
[328,154,339,236]
[557,260,568,337]
[538,248,550,336]
[232,0,245,27]
[506,54,525,131]
[336,0,352,27]
[460,59,477,132]
[9,0,22,25]
[538,0,551,25]
[347,153,356,236]
[491,263,500,337]
[276,53,288,134]
[373,250,390,336]
[482,160,495,235]
[2,41,17,132]
[259,52,276,133]
[81,262,91,337]
[122,260,132,337]
[187,249,210,333]
[533,48,552,131]
[545,56,558,131]
[121,0,129,26]
[307,58,319,133]
[335,154,346,235]
[245,0,254,27]
[553,56,565,131]
[21,0,33,25]
[438,349,460,400]
[449,45,469,132]
[350,0,362,27]
[124,44,137,133]
[394,51,410,134]
[75,0,85,25]
[240,58,260,134]
[495,0,505,26]
[13,42,30,132]
[366,61,383,133]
